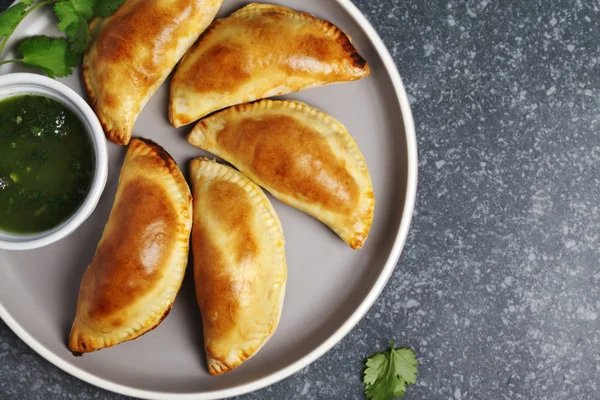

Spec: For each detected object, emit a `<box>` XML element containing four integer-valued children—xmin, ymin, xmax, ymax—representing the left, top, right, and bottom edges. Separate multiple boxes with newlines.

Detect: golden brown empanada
<box><xmin>190</xmin><ymin>159</ymin><xmax>287</xmax><ymax>375</ymax></box>
<box><xmin>83</xmin><ymin>0</ymin><xmax>224</xmax><ymax>145</ymax></box>
<box><xmin>69</xmin><ymin>138</ymin><xmax>192</xmax><ymax>354</ymax></box>
<box><xmin>170</xmin><ymin>3</ymin><xmax>370</xmax><ymax>127</ymax></box>
<box><xmin>188</xmin><ymin>100</ymin><xmax>374</xmax><ymax>249</ymax></box>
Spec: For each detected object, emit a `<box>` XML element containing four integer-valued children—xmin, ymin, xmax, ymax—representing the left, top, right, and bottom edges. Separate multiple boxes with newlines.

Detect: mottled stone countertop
<box><xmin>2</xmin><ymin>0</ymin><xmax>599</xmax><ymax>399</ymax></box>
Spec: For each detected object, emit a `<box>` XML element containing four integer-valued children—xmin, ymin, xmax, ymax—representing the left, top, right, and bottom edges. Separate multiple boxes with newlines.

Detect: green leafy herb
<box><xmin>0</xmin><ymin>0</ymin><xmax>125</xmax><ymax>78</ymax></box>
<box><xmin>54</xmin><ymin>1</ymin><xmax>89</xmax><ymax>53</ymax></box>
<box><xmin>14</xmin><ymin>36</ymin><xmax>79</xmax><ymax>78</ymax></box>
<box><xmin>0</xmin><ymin>3</ymin><xmax>28</xmax><ymax>42</ymax></box>
<box><xmin>67</xmin><ymin>0</ymin><xmax>95</xmax><ymax>21</ymax></box>
<box><xmin>363</xmin><ymin>342</ymin><xmax>418</xmax><ymax>400</ymax></box>
<box><xmin>94</xmin><ymin>0</ymin><xmax>125</xmax><ymax>18</ymax></box>
<box><xmin>54</xmin><ymin>2</ymin><xmax>80</xmax><ymax>34</ymax></box>
<box><xmin>0</xmin><ymin>1</ymin><xmax>42</xmax><ymax>54</ymax></box>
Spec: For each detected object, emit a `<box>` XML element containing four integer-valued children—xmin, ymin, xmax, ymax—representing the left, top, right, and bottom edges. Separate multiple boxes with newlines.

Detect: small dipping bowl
<box><xmin>0</xmin><ymin>73</ymin><xmax>108</xmax><ymax>251</ymax></box>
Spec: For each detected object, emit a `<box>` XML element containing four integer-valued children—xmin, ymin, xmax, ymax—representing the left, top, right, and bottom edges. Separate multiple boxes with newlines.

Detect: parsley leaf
<box><xmin>94</xmin><ymin>0</ymin><xmax>126</xmax><ymax>18</ymax></box>
<box><xmin>0</xmin><ymin>2</ymin><xmax>28</xmax><ymax>41</ymax></box>
<box><xmin>53</xmin><ymin>1</ymin><xmax>89</xmax><ymax>53</ymax></box>
<box><xmin>17</xmin><ymin>36</ymin><xmax>79</xmax><ymax>78</ymax></box>
<box><xmin>363</xmin><ymin>342</ymin><xmax>418</xmax><ymax>400</ymax></box>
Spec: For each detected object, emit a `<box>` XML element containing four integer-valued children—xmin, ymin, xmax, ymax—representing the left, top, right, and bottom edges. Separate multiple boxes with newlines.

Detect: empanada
<box><xmin>190</xmin><ymin>159</ymin><xmax>287</xmax><ymax>375</ymax></box>
<box><xmin>170</xmin><ymin>3</ymin><xmax>370</xmax><ymax>127</ymax></box>
<box><xmin>69</xmin><ymin>138</ymin><xmax>193</xmax><ymax>354</ymax></box>
<box><xmin>188</xmin><ymin>100</ymin><xmax>374</xmax><ymax>249</ymax></box>
<box><xmin>83</xmin><ymin>0</ymin><xmax>223</xmax><ymax>145</ymax></box>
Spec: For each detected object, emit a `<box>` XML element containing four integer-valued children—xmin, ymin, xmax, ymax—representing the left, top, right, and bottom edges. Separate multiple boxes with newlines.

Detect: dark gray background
<box><xmin>2</xmin><ymin>0</ymin><xmax>600</xmax><ymax>399</ymax></box>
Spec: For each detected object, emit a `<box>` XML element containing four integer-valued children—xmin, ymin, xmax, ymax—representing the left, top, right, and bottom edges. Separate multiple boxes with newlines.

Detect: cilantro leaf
<box><xmin>94</xmin><ymin>0</ymin><xmax>126</xmax><ymax>18</ymax></box>
<box><xmin>364</xmin><ymin>353</ymin><xmax>390</xmax><ymax>386</ymax></box>
<box><xmin>392</xmin><ymin>348</ymin><xmax>418</xmax><ymax>385</ymax></box>
<box><xmin>68</xmin><ymin>0</ymin><xmax>95</xmax><ymax>21</ymax></box>
<box><xmin>54</xmin><ymin>2</ymin><xmax>79</xmax><ymax>36</ymax></box>
<box><xmin>70</xmin><ymin>13</ymin><xmax>90</xmax><ymax>53</ymax></box>
<box><xmin>0</xmin><ymin>2</ymin><xmax>28</xmax><ymax>41</ymax></box>
<box><xmin>17</xmin><ymin>36</ymin><xmax>79</xmax><ymax>78</ymax></box>
<box><xmin>54</xmin><ymin>1</ymin><xmax>90</xmax><ymax>53</ymax></box>
<box><xmin>363</xmin><ymin>342</ymin><xmax>418</xmax><ymax>400</ymax></box>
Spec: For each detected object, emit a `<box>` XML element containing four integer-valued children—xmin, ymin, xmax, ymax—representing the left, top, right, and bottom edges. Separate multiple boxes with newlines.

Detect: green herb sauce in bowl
<box><xmin>0</xmin><ymin>95</ymin><xmax>95</xmax><ymax>234</ymax></box>
<box><xmin>0</xmin><ymin>73</ymin><xmax>107</xmax><ymax>251</ymax></box>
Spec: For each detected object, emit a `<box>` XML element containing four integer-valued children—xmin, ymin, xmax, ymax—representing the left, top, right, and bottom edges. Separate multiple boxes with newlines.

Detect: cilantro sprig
<box><xmin>0</xmin><ymin>0</ymin><xmax>125</xmax><ymax>77</ymax></box>
<box><xmin>54</xmin><ymin>1</ymin><xmax>91</xmax><ymax>53</ymax></box>
<box><xmin>363</xmin><ymin>342</ymin><xmax>418</xmax><ymax>400</ymax></box>
<box><xmin>13</xmin><ymin>36</ymin><xmax>79</xmax><ymax>78</ymax></box>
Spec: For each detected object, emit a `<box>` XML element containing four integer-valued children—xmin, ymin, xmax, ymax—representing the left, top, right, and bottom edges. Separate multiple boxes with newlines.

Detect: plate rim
<box><xmin>0</xmin><ymin>1</ymin><xmax>418</xmax><ymax>399</ymax></box>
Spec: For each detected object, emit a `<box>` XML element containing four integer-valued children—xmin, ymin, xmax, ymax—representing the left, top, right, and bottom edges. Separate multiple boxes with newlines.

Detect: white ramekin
<box><xmin>0</xmin><ymin>73</ymin><xmax>108</xmax><ymax>251</ymax></box>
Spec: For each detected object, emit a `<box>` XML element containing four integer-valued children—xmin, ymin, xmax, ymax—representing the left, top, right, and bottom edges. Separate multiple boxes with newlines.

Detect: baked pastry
<box><xmin>190</xmin><ymin>159</ymin><xmax>287</xmax><ymax>375</ymax></box>
<box><xmin>188</xmin><ymin>100</ymin><xmax>374</xmax><ymax>249</ymax></box>
<box><xmin>84</xmin><ymin>0</ymin><xmax>223</xmax><ymax>145</ymax></box>
<box><xmin>69</xmin><ymin>138</ymin><xmax>193</xmax><ymax>354</ymax></box>
<box><xmin>170</xmin><ymin>3</ymin><xmax>370</xmax><ymax>127</ymax></box>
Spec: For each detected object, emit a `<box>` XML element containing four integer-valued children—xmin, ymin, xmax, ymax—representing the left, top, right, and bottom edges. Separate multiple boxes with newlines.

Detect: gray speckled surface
<box><xmin>2</xmin><ymin>0</ymin><xmax>600</xmax><ymax>399</ymax></box>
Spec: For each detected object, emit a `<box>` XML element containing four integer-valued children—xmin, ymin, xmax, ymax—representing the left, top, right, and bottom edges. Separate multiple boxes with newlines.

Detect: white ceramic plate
<box><xmin>0</xmin><ymin>1</ymin><xmax>417</xmax><ymax>399</ymax></box>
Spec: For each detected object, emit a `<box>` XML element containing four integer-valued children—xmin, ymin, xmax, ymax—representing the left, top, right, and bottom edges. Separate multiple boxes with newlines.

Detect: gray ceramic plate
<box><xmin>0</xmin><ymin>1</ymin><xmax>417</xmax><ymax>399</ymax></box>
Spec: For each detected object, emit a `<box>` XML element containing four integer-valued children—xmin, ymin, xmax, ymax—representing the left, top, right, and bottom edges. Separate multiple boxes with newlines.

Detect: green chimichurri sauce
<box><xmin>0</xmin><ymin>95</ymin><xmax>94</xmax><ymax>234</ymax></box>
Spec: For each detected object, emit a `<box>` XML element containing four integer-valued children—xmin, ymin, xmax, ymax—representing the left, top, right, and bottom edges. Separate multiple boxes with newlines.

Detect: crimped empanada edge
<box><xmin>82</xmin><ymin>18</ymin><xmax>132</xmax><ymax>146</ymax></box>
<box><xmin>69</xmin><ymin>139</ymin><xmax>193</xmax><ymax>355</ymax></box>
<box><xmin>68</xmin><ymin>304</ymin><xmax>174</xmax><ymax>355</ymax></box>
<box><xmin>189</xmin><ymin>100</ymin><xmax>375</xmax><ymax>248</ymax></box>
<box><xmin>190</xmin><ymin>159</ymin><xmax>287</xmax><ymax>375</ymax></box>
<box><xmin>171</xmin><ymin>2</ymin><xmax>370</xmax><ymax>127</ymax></box>
<box><xmin>232</xmin><ymin>3</ymin><xmax>370</xmax><ymax>75</ymax></box>
<box><xmin>190</xmin><ymin>158</ymin><xmax>285</xmax><ymax>264</ymax></box>
<box><xmin>129</xmin><ymin>138</ymin><xmax>193</xmax><ymax>202</ymax></box>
